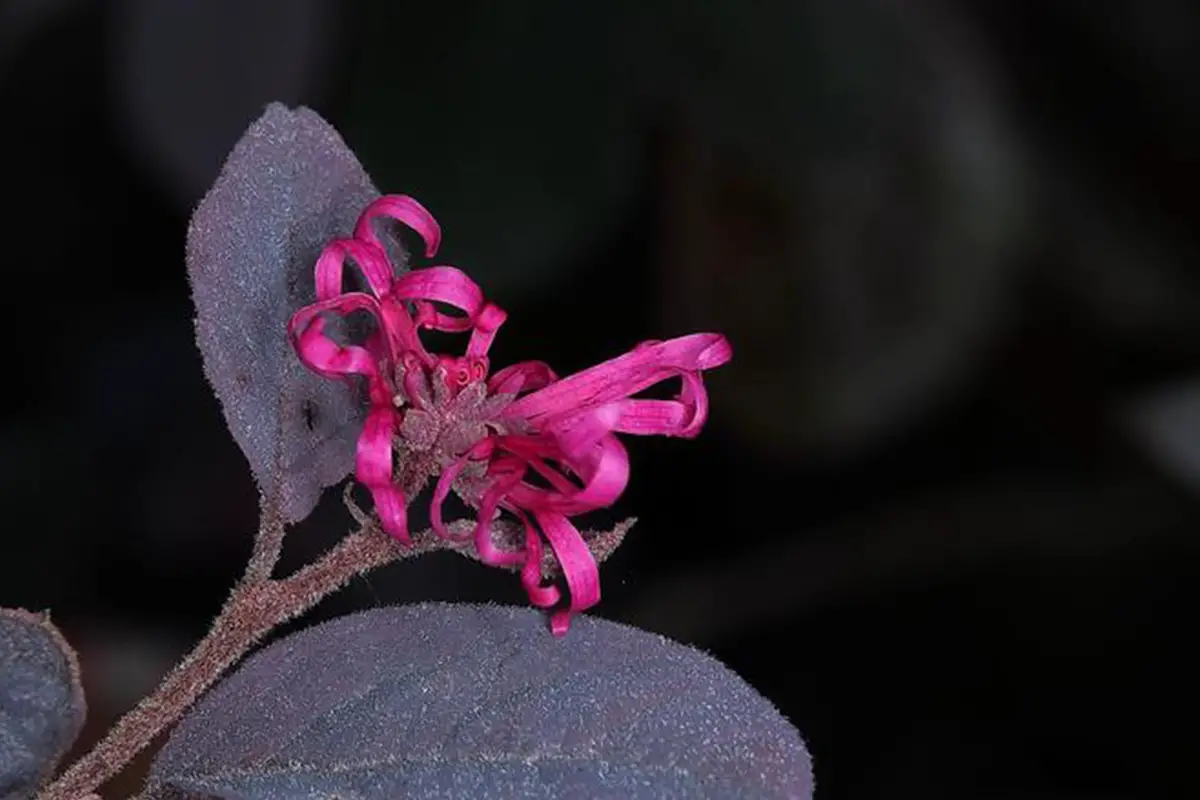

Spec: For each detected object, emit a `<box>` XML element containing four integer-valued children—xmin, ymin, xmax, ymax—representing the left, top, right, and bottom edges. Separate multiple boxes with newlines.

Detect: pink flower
<box><xmin>288</xmin><ymin>195</ymin><xmax>732</xmax><ymax>634</ymax></box>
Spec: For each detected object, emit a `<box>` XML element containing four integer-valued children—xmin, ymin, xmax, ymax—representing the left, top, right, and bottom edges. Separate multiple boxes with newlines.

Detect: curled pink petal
<box><xmin>429</xmin><ymin>440</ymin><xmax>494</xmax><ymax>541</ymax></box>
<box><xmin>392</xmin><ymin>266</ymin><xmax>485</xmax><ymax>318</ymax></box>
<box><xmin>506</xmin><ymin>435</ymin><xmax>630</xmax><ymax>515</ymax></box>
<box><xmin>563</xmin><ymin>453</ymin><xmax>629</xmax><ymax>514</ymax></box>
<box><xmin>356</xmin><ymin>407</ymin><xmax>408</xmax><ymax>542</ymax></box>
<box><xmin>674</xmin><ymin>371</ymin><xmax>709</xmax><ymax>438</ymax></box>
<box><xmin>288</xmin><ymin>292</ymin><xmax>382</xmax><ymax>353</ymax></box>
<box><xmin>492</xmin><ymin>437</ymin><xmax>578</xmax><ymax>497</ymax></box>
<box><xmin>288</xmin><ymin>294</ymin><xmax>392</xmax><ymax>405</ymax></box>
<box><xmin>355</xmin><ymin>194</ymin><xmax>441</xmax><ymax>258</ymax></box>
<box><xmin>290</xmin><ymin>315</ymin><xmax>377</xmax><ymax>381</ymax></box>
<box><xmin>517</xmin><ymin>511</ymin><xmax>561</xmax><ymax>608</ymax></box>
<box><xmin>313</xmin><ymin>237</ymin><xmax>393</xmax><ymax>301</ymax></box>
<box><xmin>565</xmin><ymin>377</ymin><xmax>708</xmax><ymax>439</ymax></box>
<box><xmin>535</xmin><ymin>511</ymin><xmax>601</xmax><ymax>637</ymax></box>
<box><xmin>379</xmin><ymin>296</ymin><xmax>432</xmax><ymax>365</ymax></box>
<box><xmin>412</xmin><ymin>299</ymin><xmax>473</xmax><ymax>333</ymax></box>
<box><xmin>502</xmin><ymin>333</ymin><xmax>732</xmax><ymax>427</ymax></box>
<box><xmin>370</xmin><ymin>482</ymin><xmax>409</xmax><ymax>542</ymax></box>
<box><xmin>428</xmin><ymin>460</ymin><xmax>460</xmax><ymax>541</ymax></box>
<box><xmin>391</xmin><ymin>267</ymin><xmax>508</xmax><ymax>357</ymax></box>
<box><xmin>489</xmin><ymin>361</ymin><xmax>557</xmax><ymax>395</ymax></box>
<box><xmin>606</xmin><ymin>399</ymin><xmax>692</xmax><ymax>435</ymax></box>
<box><xmin>573</xmin><ymin>433</ymin><xmax>630</xmax><ymax>499</ymax></box>
<box><xmin>473</xmin><ymin>475</ymin><xmax>526</xmax><ymax>567</ymax></box>
<box><xmin>399</xmin><ymin>352</ymin><xmax>436</xmax><ymax>407</ymax></box>
<box><xmin>466</xmin><ymin>302</ymin><xmax>507</xmax><ymax>360</ymax></box>
<box><xmin>554</xmin><ymin>404</ymin><xmax>624</xmax><ymax>458</ymax></box>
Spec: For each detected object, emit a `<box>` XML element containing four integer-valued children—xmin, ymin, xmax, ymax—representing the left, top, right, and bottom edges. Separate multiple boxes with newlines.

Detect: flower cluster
<box><xmin>288</xmin><ymin>195</ymin><xmax>732</xmax><ymax>634</ymax></box>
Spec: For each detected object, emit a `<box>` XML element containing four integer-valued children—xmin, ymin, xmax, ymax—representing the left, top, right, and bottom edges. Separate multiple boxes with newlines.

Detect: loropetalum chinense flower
<box><xmin>288</xmin><ymin>195</ymin><xmax>732</xmax><ymax>634</ymax></box>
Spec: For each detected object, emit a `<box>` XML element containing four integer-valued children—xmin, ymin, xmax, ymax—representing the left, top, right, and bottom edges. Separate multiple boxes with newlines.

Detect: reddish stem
<box><xmin>37</xmin><ymin>523</ymin><xmax>420</xmax><ymax>800</ymax></box>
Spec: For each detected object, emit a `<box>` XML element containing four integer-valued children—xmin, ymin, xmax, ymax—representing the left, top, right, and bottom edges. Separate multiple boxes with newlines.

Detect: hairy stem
<box><xmin>243</xmin><ymin>496</ymin><xmax>286</xmax><ymax>583</ymax></box>
<box><xmin>37</xmin><ymin>520</ymin><xmax>430</xmax><ymax>800</ymax></box>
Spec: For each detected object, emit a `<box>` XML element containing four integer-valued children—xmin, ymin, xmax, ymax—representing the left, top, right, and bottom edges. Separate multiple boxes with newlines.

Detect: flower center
<box><xmin>387</xmin><ymin>354</ymin><xmax>515</xmax><ymax>502</ymax></box>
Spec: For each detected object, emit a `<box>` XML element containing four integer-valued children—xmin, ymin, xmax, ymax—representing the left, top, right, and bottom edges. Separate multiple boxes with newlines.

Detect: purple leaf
<box><xmin>187</xmin><ymin>102</ymin><xmax>400</xmax><ymax>524</ymax></box>
<box><xmin>145</xmin><ymin>604</ymin><xmax>812</xmax><ymax>799</ymax></box>
<box><xmin>0</xmin><ymin>608</ymin><xmax>86</xmax><ymax>800</ymax></box>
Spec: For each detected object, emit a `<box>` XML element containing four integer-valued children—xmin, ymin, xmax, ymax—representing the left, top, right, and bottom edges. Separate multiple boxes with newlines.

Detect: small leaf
<box><xmin>187</xmin><ymin>102</ymin><xmax>401</xmax><ymax>525</ymax></box>
<box><xmin>146</xmin><ymin>604</ymin><xmax>812</xmax><ymax>799</ymax></box>
<box><xmin>0</xmin><ymin>608</ymin><xmax>86</xmax><ymax>800</ymax></box>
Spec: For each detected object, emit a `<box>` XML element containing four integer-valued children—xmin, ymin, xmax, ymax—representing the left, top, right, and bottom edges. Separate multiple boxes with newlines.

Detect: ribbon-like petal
<box><xmin>535</xmin><ymin>511</ymin><xmax>601</xmax><ymax>636</ymax></box>
<box><xmin>502</xmin><ymin>333</ymin><xmax>732</xmax><ymax>431</ymax></box>
<box><xmin>354</xmin><ymin>194</ymin><xmax>442</xmax><ymax>258</ymax></box>
<box><xmin>488</xmin><ymin>360</ymin><xmax>557</xmax><ymax>396</ymax></box>
<box><xmin>356</xmin><ymin>406</ymin><xmax>409</xmax><ymax>542</ymax></box>
<box><xmin>393</xmin><ymin>266</ymin><xmax>507</xmax><ymax>357</ymax></box>
<box><xmin>288</xmin><ymin>293</ymin><xmax>392</xmax><ymax>406</ymax></box>
<box><xmin>314</xmin><ymin>237</ymin><xmax>394</xmax><ymax>302</ymax></box>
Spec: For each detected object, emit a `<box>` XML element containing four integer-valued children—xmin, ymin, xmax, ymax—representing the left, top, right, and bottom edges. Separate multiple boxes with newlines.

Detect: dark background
<box><xmin>2</xmin><ymin>1</ymin><xmax>1198</xmax><ymax>797</ymax></box>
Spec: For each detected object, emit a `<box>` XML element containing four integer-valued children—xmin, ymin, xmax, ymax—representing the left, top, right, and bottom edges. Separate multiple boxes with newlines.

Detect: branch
<box><xmin>38</xmin><ymin>501</ymin><xmax>635</xmax><ymax>799</ymax></box>
<box><xmin>38</xmin><ymin>519</ymin><xmax>435</xmax><ymax>800</ymax></box>
<box><xmin>243</xmin><ymin>493</ymin><xmax>286</xmax><ymax>583</ymax></box>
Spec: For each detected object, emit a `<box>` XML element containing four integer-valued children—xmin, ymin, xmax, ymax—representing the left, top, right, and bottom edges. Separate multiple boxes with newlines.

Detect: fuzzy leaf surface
<box><xmin>146</xmin><ymin>603</ymin><xmax>812</xmax><ymax>799</ymax></box>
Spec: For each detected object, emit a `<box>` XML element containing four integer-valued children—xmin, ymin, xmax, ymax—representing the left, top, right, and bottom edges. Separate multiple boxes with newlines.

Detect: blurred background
<box><xmin>2</xmin><ymin>1</ymin><xmax>1198</xmax><ymax>797</ymax></box>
